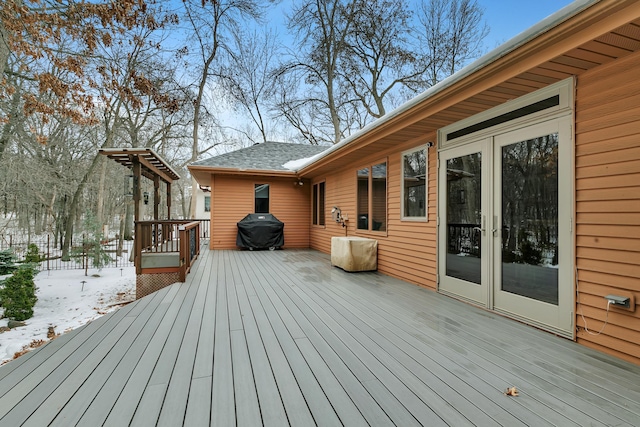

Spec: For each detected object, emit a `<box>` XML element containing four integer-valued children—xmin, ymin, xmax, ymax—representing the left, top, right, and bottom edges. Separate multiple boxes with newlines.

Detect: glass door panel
<box><xmin>500</xmin><ymin>134</ymin><xmax>559</xmax><ymax>305</ymax></box>
<box><xmin>493</xmin><ymin>118</ymin><xmax>572</xmax><ymax>336</ymax></box>
<box><xmin>446</xmin><ymin>153</ymin><xmax>482</xmax><ymax>284</ymax></box>
<box><xmin>438</xmin><ymin>141</ymin><xmax>489</xmax><ymax>306</ymax></box>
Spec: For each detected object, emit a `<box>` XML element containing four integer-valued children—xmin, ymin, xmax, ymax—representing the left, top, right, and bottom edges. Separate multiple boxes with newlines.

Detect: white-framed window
<box><xmin>204</xmin><ymin>195</ymin><xmax>211</xmax><ymax>212</ymax></box>
<box><xmin>312</xmin><ymin>181</ymin><xmax>325</xmax><ymax>226</ymax></box>
<box><xmin>401</xmin><ymin>146</ymin><xmax>428</xmax><ymax>220</ymax></box>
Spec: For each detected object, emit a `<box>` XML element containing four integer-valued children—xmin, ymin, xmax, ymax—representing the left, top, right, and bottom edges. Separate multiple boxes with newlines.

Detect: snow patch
<box><xmin>282</xmin><ymin>150</ymin><xmax>327</xmax><ymax>171</ymax></box>
<box><xmin>0</xmin><ymin>267</ymin><xmax>135</xmax><ymax>364</ymax></box>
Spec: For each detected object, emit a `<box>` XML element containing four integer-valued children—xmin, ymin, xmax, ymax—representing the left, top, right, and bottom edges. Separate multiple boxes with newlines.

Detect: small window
<box><xmin>312</xmin><ymin>181</ymin><xmax>325</xmax><ymax>226</ymax></box>
<box><xmin>204</xmin><ymin>195</ymin><xmax>211</xmax><ymax>212</ymax></box>
<box><xmin>357</xmin><ymin>161</ymin><xmax>387</xmax><ymax>232</ymax></box>
<box><xmin>255</xmin><ymin>184</ymin><xmax>269</xmax><ymax>213</ymax></box>
<box><xmin>357</xmin><ymin>168</ymin><xmax>369</xmax><ymax>230</ymax></box>
<box><xmin>402</xmin><ymin>147</ymin><xmax>428</xmax><ymax>220</ymax></box>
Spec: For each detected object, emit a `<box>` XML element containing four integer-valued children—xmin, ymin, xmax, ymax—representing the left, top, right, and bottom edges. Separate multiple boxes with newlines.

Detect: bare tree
<box><xmin>279</xmin><ymin>0</ymin><xmax>359</xmax><ymax>144</ymax></box>
<box><xmin>417</xmin><ymin>0</ymin><xmax>489</xmax><ymax>85</ymax></box>
<box><xmin>182</xmin><ymin>0</ymin><xmax>265</xmax><ymax>217</ymax></box>
<box><xmin>217</xmin><ymin>29</ymin><xmax>280</xmax><ymax>144</ymax></box>
<box><xmin>341</xmin><ymin>0</ymin><xmax>429</xmax><ymax>119</ymax></box>
<box><xmin>52</xmin><ymin>9</ymin><xmax>184</xmax><ymax>259</ymax></box>
<box><xmin>273</xmin><ymin>70</ymin><xmax>328</xmax><ymax>145</ymax></box>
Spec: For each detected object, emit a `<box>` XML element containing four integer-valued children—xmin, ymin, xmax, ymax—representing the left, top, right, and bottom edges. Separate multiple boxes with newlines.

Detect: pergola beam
<box><xmin>99</xmin><ymin>148</ymin><xmax>180</xmax><ymax>184</ymax></box>
<box><xmin>100</xmin><ymin>147</ymin><xmax>180</xmax><ymax>222</ymax></box>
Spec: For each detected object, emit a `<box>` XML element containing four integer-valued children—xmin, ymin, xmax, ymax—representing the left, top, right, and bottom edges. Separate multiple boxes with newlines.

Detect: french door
<box><xmin>438</xmin><ymin>117</ymin><xmax>573</xmax><ymax>336</ymax></box>
<box><xmin>438</xmin><ymin>140</ymin><xmax>490</xmax><ymax>306</ymax></box>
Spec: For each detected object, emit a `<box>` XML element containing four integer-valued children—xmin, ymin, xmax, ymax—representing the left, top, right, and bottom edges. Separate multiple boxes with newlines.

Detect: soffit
<box><xmin>300</xmin><ymin>4</ymin><xmax>640</xmax><ymax>178</ymax></box>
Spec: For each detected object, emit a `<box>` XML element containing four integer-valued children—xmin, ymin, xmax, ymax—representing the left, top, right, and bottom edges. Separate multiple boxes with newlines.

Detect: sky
<box><xmin>263</xmin><ymin>0</ymin><xmax>577</xmax><ymax>50</ymax></box>
<box><xmin>479</xmin><ymin>0</ymin><xmax>576</xmax><ymax>47</ymax></box>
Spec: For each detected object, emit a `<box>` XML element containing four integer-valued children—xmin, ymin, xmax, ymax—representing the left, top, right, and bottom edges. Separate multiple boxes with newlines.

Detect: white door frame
<box><xmin>437</xmin><ymin>79</ymin><xmax>575</xmax><ymax>338</ymax></box>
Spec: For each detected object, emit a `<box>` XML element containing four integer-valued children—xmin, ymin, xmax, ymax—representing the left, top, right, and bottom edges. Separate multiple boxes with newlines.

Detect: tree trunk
<box><xmin>96</xmin><ymin>159</ymin><xmax>108</xmax><ymax>226</ymax></box>
<box><xmin>123</xmin><ymin>200</ymin><xmax>134</xmax><ymax>240</ymax></box>
<box><xmin>34</xmin><ymin>206</ymin><xmax>42</xmax><ymax>234</ymax></box>
<box><xmin>0</xmin><ymin>20</ymin><xmax>9</xmax><ymax>104</ymax></box>
<box><xmin>117</xmin><ymin>214</ymin><xmax>125</xmax><ymax>257</ymax></box>
<box><xmin>61</xmin><ymin>154</ymin><xmax>104</xmax><ymax>260</ymax></box>
<box><xmin>189</xmin><ymin>32</ymin><xmax>218</xmax><ymax>218</ymax></box>
<box><xmin>0</xmin><ymin>80</ymin><xmax>23</xmax><ymax>162</ymax></box>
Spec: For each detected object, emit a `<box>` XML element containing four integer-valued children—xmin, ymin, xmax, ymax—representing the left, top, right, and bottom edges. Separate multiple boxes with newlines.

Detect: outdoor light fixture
<box><xmin>426</xmin><ymin>141</ymin><xmax>434</xmax><ymax>148</ymax></box>
<box><xmin>331</xmin><ymin>206</ymin><xmax>341</xmax><ymax>222</ymax></box>
<box><xmin>124</xmin><ymin>174</ymin><xmax>134</xmax><ymax>197</ymax></box>
<box><xmin>331</xmin><ymin>206</ymin><xmax>347</xmax><ymax>227</ymax></box>
<box><xmin>143</xmin><ymin>191</ymin><xmax>149</xmax><ymax>205</ymax></box>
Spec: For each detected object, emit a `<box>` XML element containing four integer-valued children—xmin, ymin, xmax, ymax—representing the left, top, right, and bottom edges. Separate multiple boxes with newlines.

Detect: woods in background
<box><xmin>0</xmin><ymin>0</ymin><xmax>488</xmax><ymax>248</ymax></box>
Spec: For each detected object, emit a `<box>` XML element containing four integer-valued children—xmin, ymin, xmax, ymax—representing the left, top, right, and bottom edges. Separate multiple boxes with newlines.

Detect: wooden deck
<box><xmin>1</xmin><ymin>248</ymin><xmax>639</xmax><ymax>426</ymax></box>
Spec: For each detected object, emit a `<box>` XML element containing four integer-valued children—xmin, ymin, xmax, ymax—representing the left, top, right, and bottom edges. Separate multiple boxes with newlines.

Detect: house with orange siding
<box><xmin>189</xmin><ymin>0</ymin><xmax>640</xmax><ymax>365</ymax></box>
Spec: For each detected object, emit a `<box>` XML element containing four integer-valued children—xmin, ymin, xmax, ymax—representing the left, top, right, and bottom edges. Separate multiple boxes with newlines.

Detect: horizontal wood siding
<box><xmin>310</xmin><ymin>168</ymin><xmax>355</xmax><ymax>254</ymax></box>
<box><xmin>211</xmin><ymin>175</ymin><xmax>311</xmax><ymax>250</ymax></box>
<box><xmin>575</xmin><ymin>50</ymin><xmax>640</xmax><ymax>365</ymax></box>
<box><xmin>310</xmin><ymin>135</ymin><xmax>437</xmax><ymax>289</ymax></box>
<box><xmin>271</xmin><ymin>178</ymin><xmax>313</xmax><ymax>248</ymax></box>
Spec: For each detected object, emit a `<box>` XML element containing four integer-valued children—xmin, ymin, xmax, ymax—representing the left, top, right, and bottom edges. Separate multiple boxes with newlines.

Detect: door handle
<box><xmin>473</xmin><ymin>216</ymin><xmax>486</xmax><ymax>236</ymax></box>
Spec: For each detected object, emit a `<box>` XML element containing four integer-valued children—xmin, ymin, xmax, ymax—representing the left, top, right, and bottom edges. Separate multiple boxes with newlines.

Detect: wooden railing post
<box><xmin>134</xmin><ymin>222</ymin><xmax>141</xmax><ymax>274</ymax></box>
<box><xmin>178</xmin><ymin>224</ymin><xmax>187</xmax><ymax>282</ymax></box>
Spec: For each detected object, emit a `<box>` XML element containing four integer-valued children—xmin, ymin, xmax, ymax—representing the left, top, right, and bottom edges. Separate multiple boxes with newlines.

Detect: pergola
<box><xmin>99</xmin><ymin>148</ymin><xmax>180</xmax><ymax>221</ymax></box>
<box><xmin>100</xmin><ymin>148</ymin><xmax>201</xmax><ymax>297</ymax></box>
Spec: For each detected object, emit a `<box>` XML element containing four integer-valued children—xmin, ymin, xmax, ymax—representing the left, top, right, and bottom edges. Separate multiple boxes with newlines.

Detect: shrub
<box><xmin>0</xmin><ymin>249</ymin><xmax>17</xmax><ymax>275</ymax></box>
<box><xmin>72</xmin><ymin>211</ymin><xmax>112</xmax><ymax>272</ymax></box>
<box><xmin>0</xmin><ymin>266</ymin><xmax>38</xmax><ymax>321</ymax></box>
<box><xmin>24</xmin><ymin>244</ymin><xmax>43</xmax><ymax>264</ymax></box>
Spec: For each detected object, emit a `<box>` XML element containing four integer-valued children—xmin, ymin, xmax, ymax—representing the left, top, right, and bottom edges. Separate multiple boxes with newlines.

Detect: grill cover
<box><xmin>236</xmin><ymin>214</ymin><xmax>284</xmax><ymax>249</ymax></box>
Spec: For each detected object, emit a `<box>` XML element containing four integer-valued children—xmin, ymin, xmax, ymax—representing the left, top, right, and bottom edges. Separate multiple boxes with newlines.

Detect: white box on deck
<box><xmin>330</xmin><ymin>236</ymin><xmax>378</xmax><ymax>272</ymax></box>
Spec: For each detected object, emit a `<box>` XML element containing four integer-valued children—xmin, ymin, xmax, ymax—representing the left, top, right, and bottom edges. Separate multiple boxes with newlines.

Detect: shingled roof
<box><xmin>191</xmin><ymin>141</ymin><xmax>328</xmax><ymax>172</ymax></box>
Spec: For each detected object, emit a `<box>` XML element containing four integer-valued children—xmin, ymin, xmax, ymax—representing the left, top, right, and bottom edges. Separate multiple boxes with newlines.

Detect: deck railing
<box><xmin>447</xmin><ymin>223</ymin><xmax>481</xmax><ymax>257</ymax></box>
<box><xmin>134</xmin><ymin>220</ymin><xmax>202</xmax><ymax>282</ymax></box>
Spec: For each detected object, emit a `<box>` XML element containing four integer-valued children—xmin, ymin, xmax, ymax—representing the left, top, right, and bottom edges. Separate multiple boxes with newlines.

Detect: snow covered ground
<box><xmin>0</xmin><ymin>267</ymin><xmax>136</xmax><ymax>365</ymax></box>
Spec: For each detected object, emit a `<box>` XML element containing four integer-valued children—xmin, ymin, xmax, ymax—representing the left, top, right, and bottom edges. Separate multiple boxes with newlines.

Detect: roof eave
<box><xmin>188</xmin><ymin>165</ymin><xmax>298</xmax><ymax>184</ymax></box>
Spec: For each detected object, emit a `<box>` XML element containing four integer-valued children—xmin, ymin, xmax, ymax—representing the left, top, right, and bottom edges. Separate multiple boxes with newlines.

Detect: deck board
<box><xmin>286</xmin><ymin>258</ymin><xmax>608</xmax><ymax>424</ymax></box>
<box><xmin>77</xmin><ymin>285</ymin><xmax>182</xmax><ymax>425</ymax></box>
<box><xmin>210</xmin><ymin>254</ymin><xmax>236</xmax><ymax>427</ymax></box>
<box><xmin>103</xmin><ymin>279</ymin><xmax>189</xmax><ymax>425</ymax></box>
<box><xmin>34</xmin><ymin>290</ymin><xmax>167</xmax><ymax>427</ymax></box>
<box><xmin>290</xmin><ymin>254</ymin><xmax>627</xmax><ymax>425</ymax></box>
<box><xmin>157</xmin><ymin>256</ymin><xmax>210</xmax><ymax>427</ymax></box>
<box><xmin>1</xmin><ymin>248</ymin><xmax>640</xmax><ymax>426</ymax></box>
